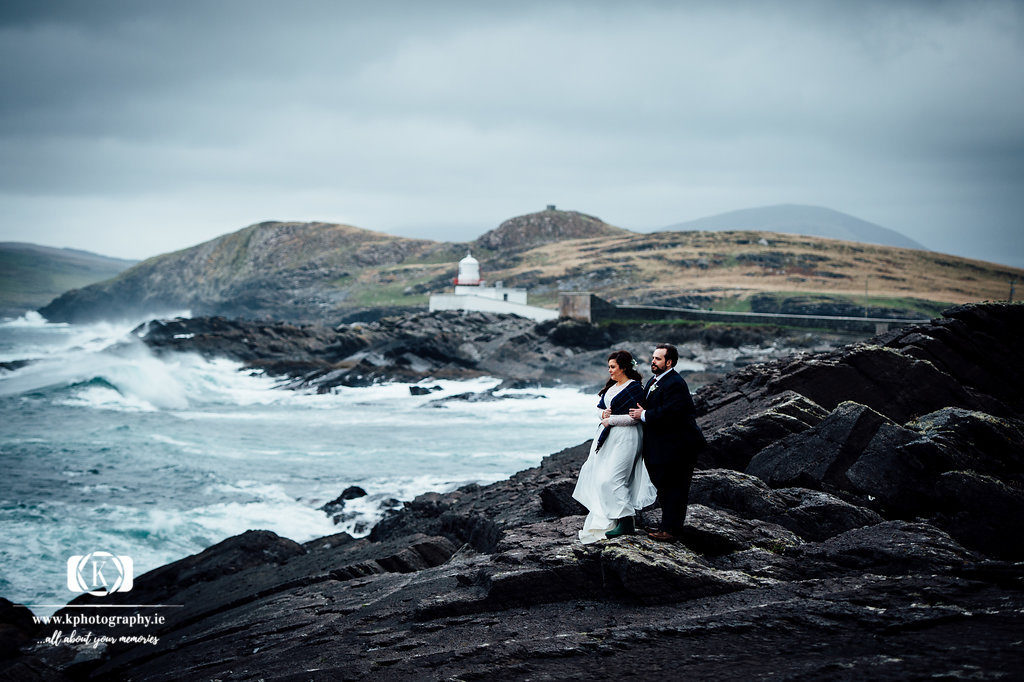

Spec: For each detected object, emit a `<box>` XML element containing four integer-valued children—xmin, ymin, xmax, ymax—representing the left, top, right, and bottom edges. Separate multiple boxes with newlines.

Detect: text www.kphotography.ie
<box><xmin>33</xmin><ymin>613</ymin><xmax>165</xmax><ymax>628</ymax></box>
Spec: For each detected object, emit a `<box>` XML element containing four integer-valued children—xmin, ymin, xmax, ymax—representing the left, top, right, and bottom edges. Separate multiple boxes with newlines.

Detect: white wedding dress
<box><xmin>572</xmin><ymin>380</ymin><xmax>657</xmax><ymax>544</ymax></box>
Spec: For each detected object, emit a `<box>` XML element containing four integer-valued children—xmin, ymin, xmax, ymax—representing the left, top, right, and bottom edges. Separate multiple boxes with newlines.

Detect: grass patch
<box><xmin>712</xmin><ymin>290</ymin><xmax>950</xmax><ymax>319</ymax></box>
<box><xmin>710</xmin><ymin>295</ymin><xmax>752</xmax><ymax>312</ymax></box>
<box><xmin>346</xmin><ymin>280</ymin><xmax>430</xmax><ymax>306</ymax></box>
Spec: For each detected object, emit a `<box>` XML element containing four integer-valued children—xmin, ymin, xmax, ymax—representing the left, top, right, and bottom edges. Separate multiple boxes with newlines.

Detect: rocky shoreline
<box><xmin>132</xmin><ymin>310</ymin><xmax>858</xmax><ymax>392</ymax></box>
<box><xmin>3</xmin><ymin>304</ymin><xmax>1023</xmax><ymax>680</ymax></box>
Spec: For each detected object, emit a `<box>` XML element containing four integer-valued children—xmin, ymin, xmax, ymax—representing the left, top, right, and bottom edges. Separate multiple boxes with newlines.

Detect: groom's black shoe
<box><xmin>605</xmin><ymin>516</ymin><xmax>635</xmax><ymax>538</ymax></box>
<box><xmin>647</xmin><ymin>530</ymin><xmax>678</xmax><ymax>542</ymax></box>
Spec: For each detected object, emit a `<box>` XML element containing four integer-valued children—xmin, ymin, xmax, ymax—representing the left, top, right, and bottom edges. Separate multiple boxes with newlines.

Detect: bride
<box><xmin>572</xmin><ymin>350</ymin><xmax>657</xmax><ymax>543</ymax></box>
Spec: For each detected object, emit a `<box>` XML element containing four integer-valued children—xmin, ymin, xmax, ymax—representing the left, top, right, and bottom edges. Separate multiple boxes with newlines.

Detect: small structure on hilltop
<box><xmin>428</xmin><ymin>252</ymin><xmax>558</xmax><ymax>322</ymax></box>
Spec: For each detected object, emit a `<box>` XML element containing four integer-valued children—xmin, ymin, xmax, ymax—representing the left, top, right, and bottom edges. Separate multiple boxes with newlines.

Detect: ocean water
<box><xmin>0</xmin><ymin>313</ymin><xmax>598</xmax><ymax>615</ymax></box>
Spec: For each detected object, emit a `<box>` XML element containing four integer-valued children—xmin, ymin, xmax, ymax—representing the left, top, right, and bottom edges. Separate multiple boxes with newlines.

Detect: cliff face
<box><xmin>5</xmin><ymin>304</ymin><xmax>1023</xmax><ymax>680</ymax></box>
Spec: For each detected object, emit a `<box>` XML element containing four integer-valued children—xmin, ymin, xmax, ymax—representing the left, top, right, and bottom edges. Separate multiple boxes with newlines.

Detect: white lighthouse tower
<box><xmin>454</xmin><ymin>252</ymin><xmax>481</xmax><ymax>286</ymax></box>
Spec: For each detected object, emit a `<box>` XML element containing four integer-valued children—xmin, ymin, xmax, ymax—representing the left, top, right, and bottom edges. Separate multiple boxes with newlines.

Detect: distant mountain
<box><xmin>0</xmin><ymin>242</ymin><xmax>137</xmax><ymax>319</ymax></box>
<box><xmin>661</xmin><ymin>205</ymin><xmax>927</xmax><ymax>251</ymax></box>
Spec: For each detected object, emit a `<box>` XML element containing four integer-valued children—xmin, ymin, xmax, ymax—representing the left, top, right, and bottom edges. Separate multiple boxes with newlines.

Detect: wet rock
<box><xmin>746</xmin><ymin>401</ymin><xmax>894</xmax><ymax>491</ymax></box>
<box><xmin>540</xmin><ymin>319</ymin><xmax>612</xmax><ymax>350</ymax></box>
<box><xmin>678</xmin><ymin>504</ymin><xmax>801</xmax><ymax>556</ymax></box>
<box><xmin>0</xmin><ymin>360</ymin><xmax>31</xmax><ymax>373</ymax></box>
<box><xmin>766</xmin><ymin>345</ymin><xmax>1000</xmax><ymax>424</ymax></box>
<box><xmin>598</xmin><ymin>539</ymin><xmax>765</xmax><ymax>602</ymax></box>
<box><xmin>689</xmin><ymin>469</ymin><xmax>788</xmax><ymax>521</ymax></box>
<box><xmin>796</xmin><ymin>521</ymin><xmax>979</xmax><ymax>574</ymax></box>
<box><xmin>689</xmin><ymin>470</ymin><xmax>882</xmax><ymax>542</ymax></box>
<box><xmin>908</xmin><ymin>408</ymin><xmax>1024</xmax><ymax>480</ymax></box>
<box><xmin>426</xmin><ymin>389</ymin><xmax>543</xmax><ymax>406</ymax></box>
<box><xmin>698</xmin><ymin>391</ymin><xmax>829</xmax><ymax>470</ymax></box>
<box><xmin>320</xmin><ymin>485</ymin><xmax>368</xmax><ymax>515</ymax></box>
<box><xmin>843</xmin><ymin>422</ymin><xmax>937</xmax><ymax>514</ymax></box>
<box><xmin>770</xmin><ymin>488</ymin><xmax>883</xmax><ymax>542</ymax></box>
<box><xmin>930</xmin><ymin>471</ymin><xmax>1024</xmax><ymax>560</ymax></box>
<box><xmin>539</xmin><ymin>479</ymin><xmax>587</xmax><ymax>517</ymax></box>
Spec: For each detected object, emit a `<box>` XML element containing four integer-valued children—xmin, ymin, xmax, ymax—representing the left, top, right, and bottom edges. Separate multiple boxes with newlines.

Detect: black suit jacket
<box><xmin>639</xmin><ymin>370</ymin><xmax>706</xmax><ymax>485</ymax></box>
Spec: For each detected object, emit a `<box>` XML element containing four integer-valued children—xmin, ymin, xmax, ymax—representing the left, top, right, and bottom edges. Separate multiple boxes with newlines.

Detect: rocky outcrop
<box><xmin>6</xmin><ymin>303</ymin><xmax>1024</xmax><ymax>680</ymax></box>
<box><xmin>474</xmin><ymin>208</ymin><xmax>627</xmax><ymax>252</ymax></box>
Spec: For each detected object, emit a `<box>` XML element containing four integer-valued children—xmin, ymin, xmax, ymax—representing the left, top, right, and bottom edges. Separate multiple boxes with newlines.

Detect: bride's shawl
<box><xmin>594</xmin><ymin>380</ymin><xmax>644</xmax><ymax>451</ymax></box>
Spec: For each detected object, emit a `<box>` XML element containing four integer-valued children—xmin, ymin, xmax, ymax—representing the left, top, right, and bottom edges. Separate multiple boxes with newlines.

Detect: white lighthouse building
<box><xmin>428</xmin><ymin>252</ymin><xmax>558</xmax><ymax>322</ymax></box>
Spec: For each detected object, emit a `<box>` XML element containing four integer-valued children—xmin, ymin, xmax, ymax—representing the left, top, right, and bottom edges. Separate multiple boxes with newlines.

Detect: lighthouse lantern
<box><xmin>455</xmin><ymin>252</ymin><xmax>481</xmax><ymax>285</ymax></box>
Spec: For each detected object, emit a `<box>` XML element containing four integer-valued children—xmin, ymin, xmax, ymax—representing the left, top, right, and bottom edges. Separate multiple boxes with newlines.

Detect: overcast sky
<box><xmin>2</xmin><ymin>1</ymin><xmax>1023</xmax><ymax>267</ymax></box>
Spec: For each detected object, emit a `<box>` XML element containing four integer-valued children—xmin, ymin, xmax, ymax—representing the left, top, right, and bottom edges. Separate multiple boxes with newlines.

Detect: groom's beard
<box><xmin>651</xmin><ymin>364</ymin><xmax>663</xmax><ymax>375</ymax></box>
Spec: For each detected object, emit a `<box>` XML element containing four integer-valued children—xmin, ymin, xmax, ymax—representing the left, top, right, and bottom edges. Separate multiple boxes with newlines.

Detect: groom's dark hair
<box><xmin>656</xmin><ymin>343</ymin><xmax>679</xmax><ymax>368</ymax></box>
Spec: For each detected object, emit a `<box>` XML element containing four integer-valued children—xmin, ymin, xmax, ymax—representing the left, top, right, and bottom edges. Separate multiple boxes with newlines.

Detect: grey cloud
<box><xmin>0</xmin><ymin>1</ymin><xmax>1022</xmax><ymax>268</ymax></box>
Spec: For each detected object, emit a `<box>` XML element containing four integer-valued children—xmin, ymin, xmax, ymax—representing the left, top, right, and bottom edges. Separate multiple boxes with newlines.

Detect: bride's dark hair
<box><xmin>599</xmin><ymin>349</ymin><xmax>644</xmax><ymax>396</ymax></box>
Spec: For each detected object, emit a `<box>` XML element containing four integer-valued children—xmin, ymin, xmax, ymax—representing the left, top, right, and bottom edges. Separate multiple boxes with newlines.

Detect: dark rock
<box><xmin>596</xmin><ymin>537</ymin><xmax>763</xmax><ymax>603</ymax></box>
<box><xmin>677</xmin><ymin>504</ymin><xmax>801</xmax><ymax>556</ymax></box>
<box><xmin>408</xmin><ymin>385</ymin><xmax>442</xmax><ymax>395</ymax></box>
<box><xmin>0</xmin><ymin>598</ymin><xmax>39</xmax><ymax>661</ymax></box>
<box><xmin>63</xmin><ymin>530</ymin><xmax>307</xmax><ymax>611</ymax></box>
<box><xmin>766</xmin><ymin>344</ymin><xmax>1001</xmax><ymax>423</ymax></box>
<box><xmin>746</xmin><ymin>401</ymin><xmax>894</xmax><ymax>491</ymax></box>
<box><xmin>689</xmin><ymin>470</ymin><xmax>883</xmax><ymax>542</ymax></box>
<box><xmin>698</xmin><ymin>391</ymin><xmax>828</xmax><ymax>470</ymax></box>
<box><xmin>843</xmin><ymin>422</ymin><xmax>937</xmax><ymax>514</ymax></box>
<box><xmin>796</xmin><ymin>521</ymin><xmax>979</xmax><ymax>574</ymax></box>
<box><xmin>689</xmin><ymin>468</ymin><xmax>788</xmax><ymax>519</ymax></box>
<box><xmin>539</xmin><ymin>479</ymin><xmax>587</xmax><ymax>517</ymax></box>
<box><xmin>930</xmin><ymin>471</ymin><xmax>1024</xmax><ymax>560</ymax></box>
<box><xmin>770</xmin><ymin>488</ymin><xmax>884</xmax><ymax>542</ymax></box>
<box><xmin>320</xmin><ymin>485</ymin><xmax>368</xmax><ymax>513</ymax></box>
<box><xmin>908</xmin><ymin>408</ymin><xmax>1024</xmax><ymax>480</ymax></box>
<box><xmin>541</xmin><ymin>319</ymin><xmax>612</xmax><ymax>350</ymax></box>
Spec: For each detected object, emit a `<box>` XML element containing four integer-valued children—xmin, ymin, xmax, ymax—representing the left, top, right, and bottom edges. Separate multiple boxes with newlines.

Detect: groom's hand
<box><xmin>628</xmin><ymin>403</ymin><xmax>644</xmax><ymax>419</ymax></box>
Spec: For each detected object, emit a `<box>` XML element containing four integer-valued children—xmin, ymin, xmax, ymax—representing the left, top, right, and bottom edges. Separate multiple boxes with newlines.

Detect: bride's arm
<box><xmin>602</xmin><ymin>414</ymin><xmax>639</xmax><ymax>426</ymax></box>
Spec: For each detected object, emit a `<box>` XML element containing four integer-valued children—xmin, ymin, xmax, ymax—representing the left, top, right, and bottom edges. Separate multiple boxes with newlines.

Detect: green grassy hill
<box><xmin>0</xmin><ymin>243</ymin><xmax>137</xmax><ymax>318</ymax></box>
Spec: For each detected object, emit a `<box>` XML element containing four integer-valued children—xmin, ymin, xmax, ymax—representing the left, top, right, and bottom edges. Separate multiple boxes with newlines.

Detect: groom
<box><xmin>629</xmin><ymin>344</ymin><xmax>706</xmax><ymax>541</ymax></box>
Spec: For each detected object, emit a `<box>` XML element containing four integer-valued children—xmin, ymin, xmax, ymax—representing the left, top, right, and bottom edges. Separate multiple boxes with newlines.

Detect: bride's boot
<box><xmin>605</xmin><ymin>515</ymin><xmax>635</xmax><ymax>538</ymax></box>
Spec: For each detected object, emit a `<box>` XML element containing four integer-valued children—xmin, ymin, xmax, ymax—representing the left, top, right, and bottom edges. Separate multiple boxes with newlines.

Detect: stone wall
<box><xmin>558</xmin><ymin>292</ymin><xmax>927</xmax><ymax>334</ymax></box>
